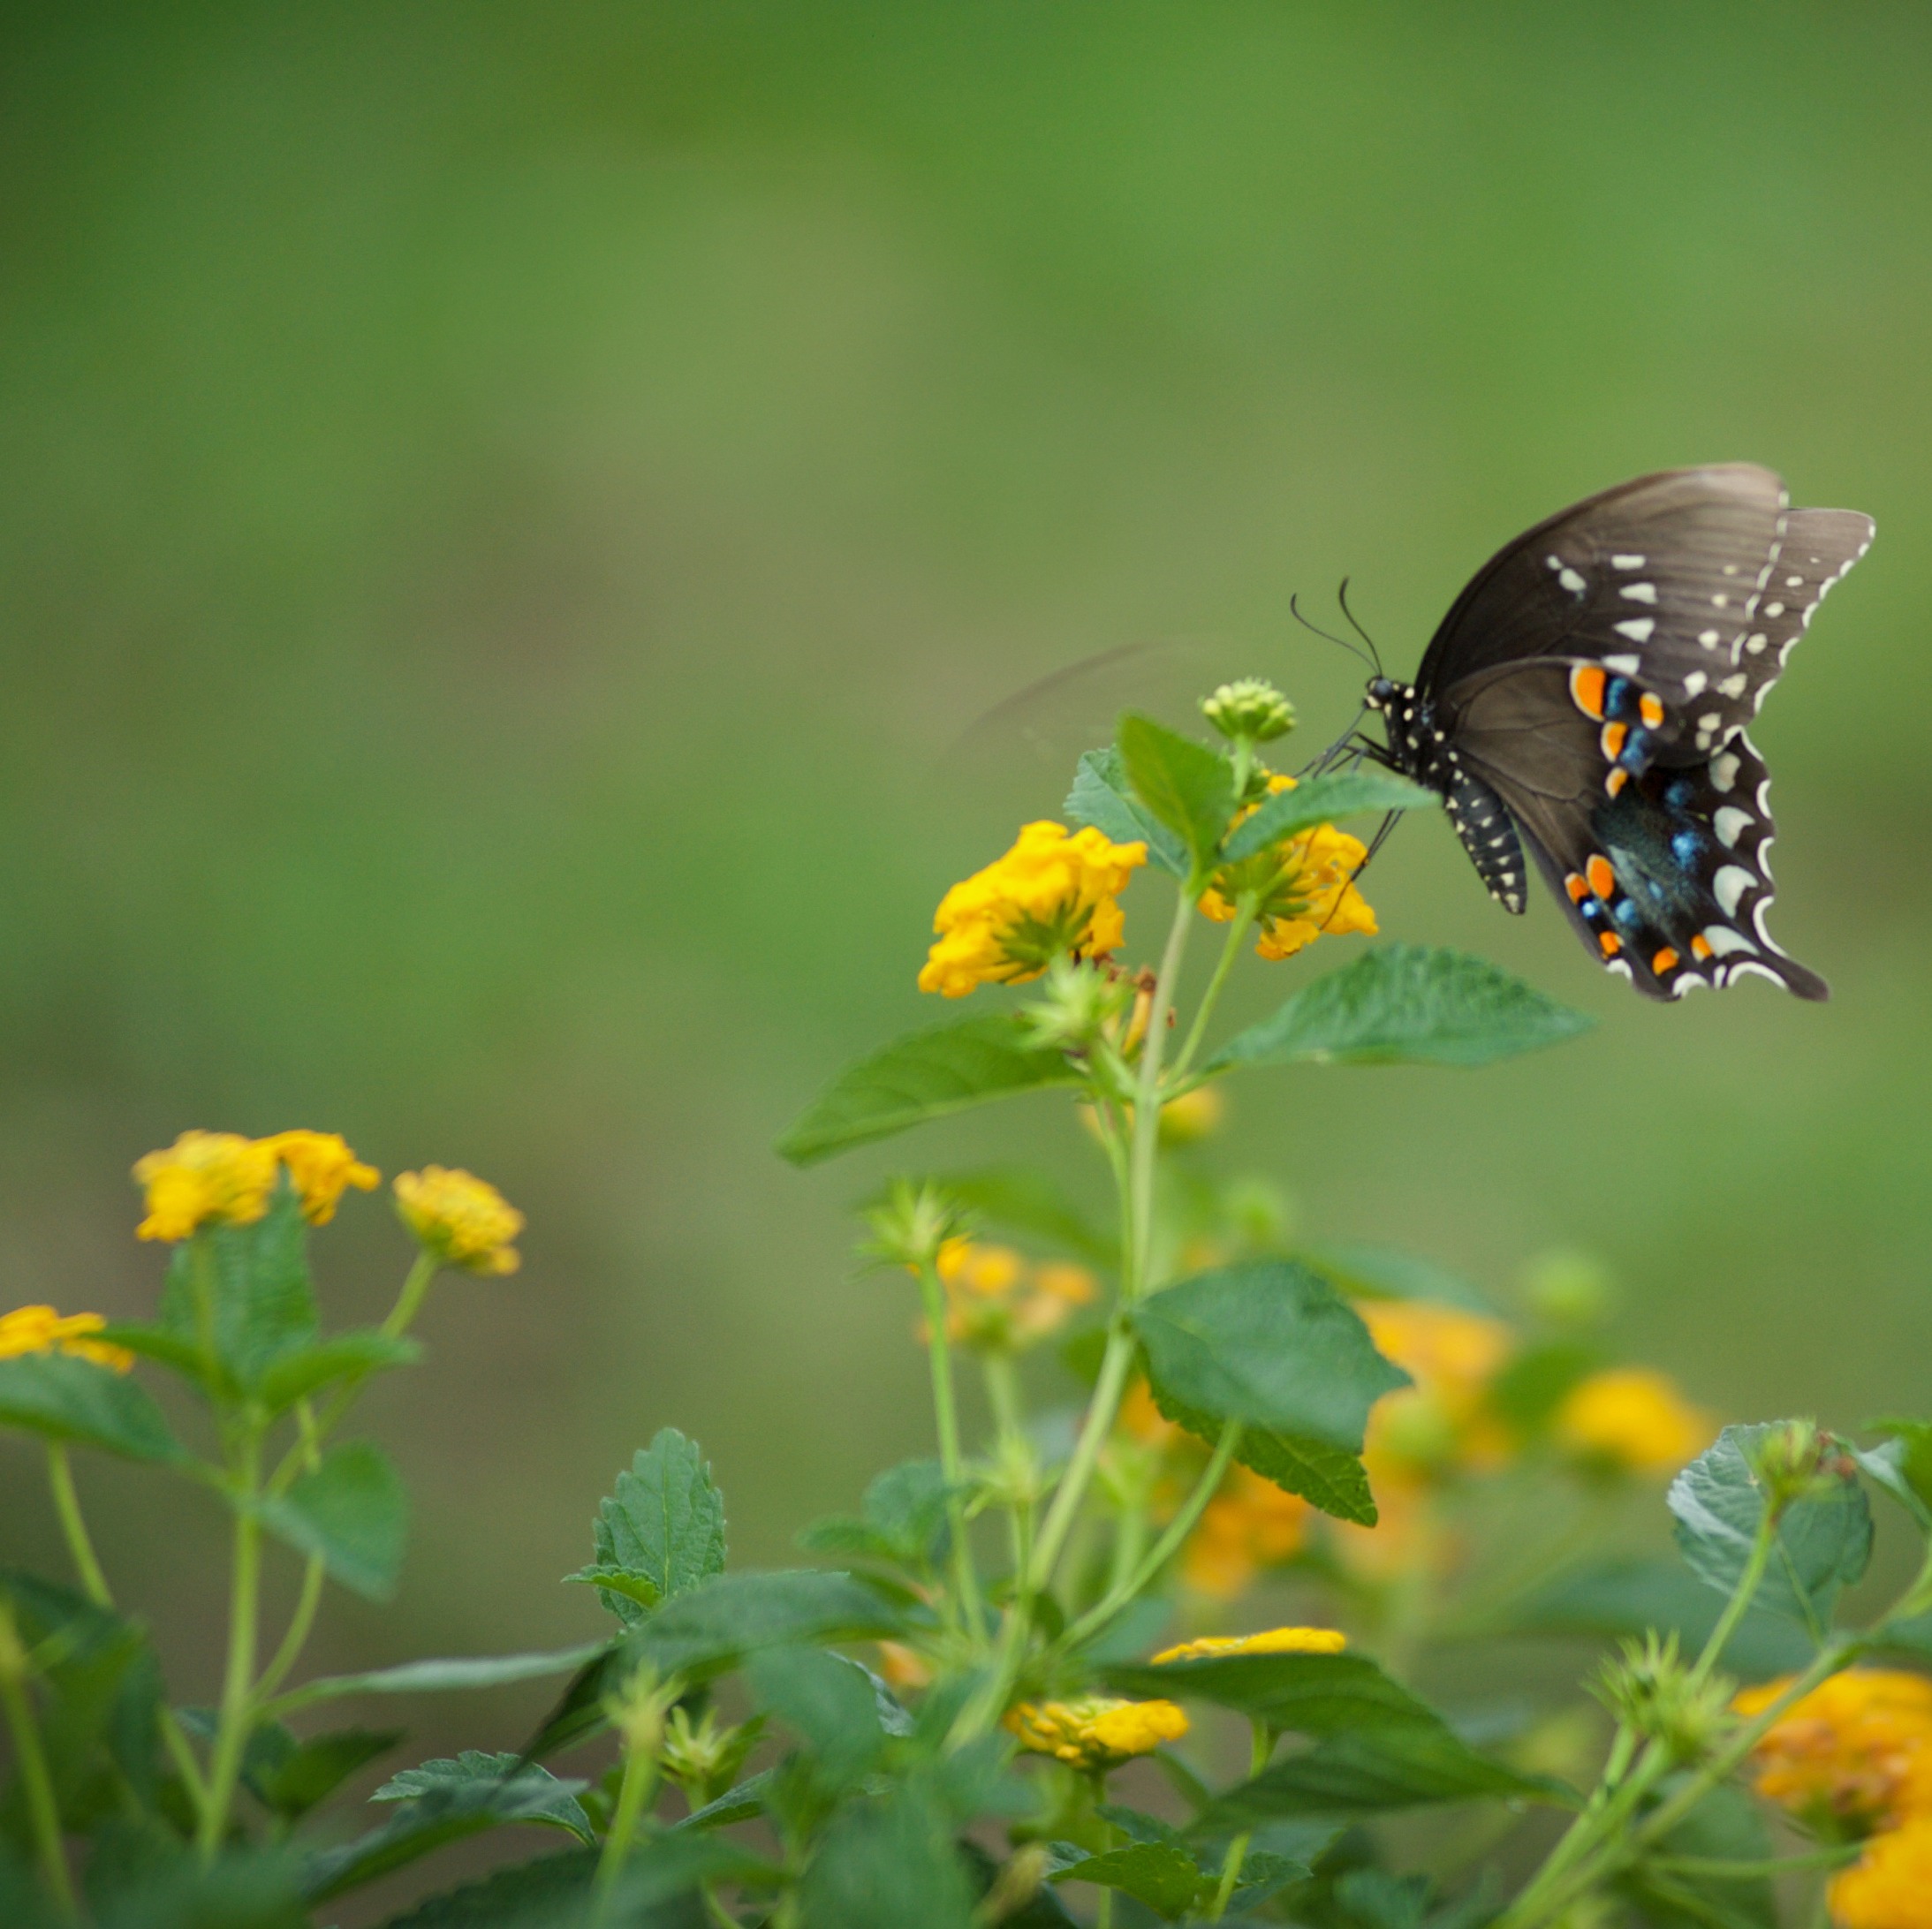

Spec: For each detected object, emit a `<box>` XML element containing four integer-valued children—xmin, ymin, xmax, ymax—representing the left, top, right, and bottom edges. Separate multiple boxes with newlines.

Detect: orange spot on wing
<box><xmin>1690</xmin><ymin>934</ymin><xmax>1713</xmax><ymax>961</ymax></box>
<box><xmin>1569</xmin><ymin>665</ymin><xmax>1607</xmax><ymax>720</ymax></box>
<box><xmin>1640</xmin><ymin>692</ymin><xmax>1665</xmax><ymax>728</ymax></box>
<box><xmin>1652</xmin><ymin>947</ymin><xmax>1679</xmax><ymax>974</ymax></box>
<box><xmin>1601</xmin><ymin>721</ymin><xmax>1629</xmax><ymax>761</ymax></box>
<box><xmin>1604</xmin><ymin>768</ymin><xmax>1629</xmax><ymax>798</ymax></box>
<box><xmin>1587</xmin><ymin>855</ymin><xmax>1616</xmax><ymax>900</ymax></box>
<box><xmin>1565</xmin><ymin>872</ymin><xmax>1589</xmax><ymax>904</ymax></box>
<box><xmin>1599</xmin><ymin>931</ymin><xmax>1623</xmax><ymax>957</ymax></box>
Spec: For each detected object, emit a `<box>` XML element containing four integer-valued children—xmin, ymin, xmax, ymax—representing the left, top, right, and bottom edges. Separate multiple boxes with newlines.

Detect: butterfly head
<box><xmin>1364</xmin><ymin>677</ymin><xmax>1399</xmax><ymax>711</ymax></box>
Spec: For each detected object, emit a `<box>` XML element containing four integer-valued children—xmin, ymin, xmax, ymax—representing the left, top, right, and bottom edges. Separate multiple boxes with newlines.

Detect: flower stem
<box><xmin>46</xmin><ymin>1444</ymin><xmax>110</xmax><ymax>1608</ymax></box>
<box><xmin>595</xmin><ymin>1742</ymin><xmax>660</xmax><ymax>1906</ymax></box>
<box><xmin>383</xmin><ymin>1251</ymin><xmax>440</xmax><ymax>1341</ymax></box>
<box><xmin>1208</xmin><ymin>1716</ymin><xmax>1273</xmax><ymax>1918</ymax></box>
<box><xmin>1686</xmin><ymin>1505</ymin><xmax>1778</xmax><ymax>1690</ymax></box>
<box><xmin>1125</xmin><ymin>888</ymin><xmax>1195</xmax><ymax>1304</ymax></box>
<box><xmin>198</xmin><ymin>1434</ymin><xmax>263</xmax><ymax>1861</ymax></box>
<box><xmin>0</xmin><ymin>1604</ymin><xmax>76</xmax><ymax>1921</ymax></box>
<box><xmin>253</xmin><ymin>1555</ymin><xmax>327</xmax><ymax>1706</ymax></box>
<box><xmin>917</xmin><ymin>1260</ymin><xmax>986</xmax><ymax>1644</ymax></box>
<box><xmin>1171</xmin><ymin>896</ymin><xmax>1254</xmax><ymax>1083</ymax></box>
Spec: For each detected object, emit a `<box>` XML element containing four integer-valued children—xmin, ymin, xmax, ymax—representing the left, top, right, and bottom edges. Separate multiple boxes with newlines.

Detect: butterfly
<box><xmin>1353</xmin><ymin>465</ymin><xmax>1873</xmax><ymax>1000</ymax></box>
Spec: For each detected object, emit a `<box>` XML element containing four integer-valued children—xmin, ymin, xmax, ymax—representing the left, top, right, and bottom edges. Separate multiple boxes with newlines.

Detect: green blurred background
<box><xmin>4</xmin><ymin>0</ymin><xmax>1928</xmax><ymax>1844</ymax></box>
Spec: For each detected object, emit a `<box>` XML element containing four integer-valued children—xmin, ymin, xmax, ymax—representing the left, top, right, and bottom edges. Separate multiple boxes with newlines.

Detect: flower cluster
<box><xmin>1198</xmin><ymin>775</ymin><xmax>1376</xmax><ymax>961</ymax></box>
<box><xmin>133</xmin><ymin>1128</ymin><xmax>379</xmax><ymax>1240</ymax></box>
<box><xmin>1004</xmin><ymin>1695</ymin><xmax>1188</xmax><ymax>1770</ymax></box>
<box><xmin>0</xmin><ymin>1305</ymin><xmax>133</xmax><ymax>1373</ymax></box>
<box><xmin>1153</xmin><ymin>1625</ymin><xmax>1345</xmax><ymax>1662</ymax></box>
<box><xmin>926</xmin><ymin>1238</ymin><xmax>1096</xmax><ymax>1353</ymax></box>
<box><xmin>1737</xmin><ymin>1668</ymin><xmax>1932</xmax><ymax>1928</ymax></box>
<box><xmin>1553</xmin><ymin>1367</ymin><xmax>1712</xmax><ymax>1473</ymax></box>
<box><xmin>919</xmin><ymin>821</ymin><xmax>1148</xmax><ymax>998</ymax></box>
<box><xmin>394</xmin><ymin>1166</ymin><xmax>525</xmax><ymax>1275</ymax></box>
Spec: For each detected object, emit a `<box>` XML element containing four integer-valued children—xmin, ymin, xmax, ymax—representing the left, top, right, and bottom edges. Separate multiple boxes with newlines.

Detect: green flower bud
<box><xmin>1201</xmin><ymin>678</ymin><xmax>1297</xmax><ymax>744</ymax></box>
<box><xmin>859</xmin><ymin>1178</ymin><xmax>972</xmax><ymax>1274</ymax></box>
<box><xmin>1018</xmin><ymin>956</ymin><xmax>1133</xmax><ymax>1053</ymax></box>
<box><xmin>658</xmin><ymin>1705</ymin><xmax>760</xmax><ymax>1806</ymax></box>
<box><xmin>1520</xmin><ymin>1247</ymin><xmax>1618</xmax><ymax>1329</ymax></box>
<box><xmin>1592</xmin><ymin>1631</ymin><xmax>1733</xmax><ymax>1764</ymax></box>
<box><xmin>1750</xmin><ymin>1418</ymin><xmax>1835</xmax><ymax>1513</ymax></box>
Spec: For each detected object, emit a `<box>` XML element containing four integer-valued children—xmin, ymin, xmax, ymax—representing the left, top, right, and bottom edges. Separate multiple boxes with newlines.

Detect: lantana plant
<box><xmin>4</xmin><ymin>685</ymin><xmax>1931</xmax><ymax>1929</ymax></box>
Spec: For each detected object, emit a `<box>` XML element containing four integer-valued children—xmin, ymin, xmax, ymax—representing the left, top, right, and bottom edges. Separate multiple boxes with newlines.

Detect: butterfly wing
<box><xmin>1443</xmin><ymin>661</ymin><xmax>1825</xmax><ymax>1000</ymax></box>
<box><xmin>1418</xmin><ymin>466</ymin><xmax>1872</xmax><ymax>765</ymax></box>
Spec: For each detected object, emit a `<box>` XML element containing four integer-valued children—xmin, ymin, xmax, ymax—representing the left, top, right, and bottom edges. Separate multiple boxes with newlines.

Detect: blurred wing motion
<box><xmin>1370</xmin><ymin>465</ymin><xmax>1873</xmax><ymax>999</ymax></box>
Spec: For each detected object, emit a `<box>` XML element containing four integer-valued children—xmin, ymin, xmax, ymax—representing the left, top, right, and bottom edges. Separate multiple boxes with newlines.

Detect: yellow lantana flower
<box><xmin>1555</xmin><ymin>1367</ymin><xmax>1713</xmax><ymax>1475</ymax></box>
<box><xmin>1734</xmin><ymin>1669</ymin><xmax>1932</xmax><ymax>1834</ymax></box>
<box><xmin>1359</xmin><ymin>1299</ymin><xmax>1516</xmax><ymax>1478</ymax></box>
<box><xmin>132</xmin><ymin>1131</ymin><xmax>280</xmax><ymax>1242</ymax></box>
<box><xmin>1831</xmin><ymin>1817</ymin><xmax>1932</xmax><ymax>1929</ymax></box>
<box><xmin>928</xmin><ymin>1237</ymin><xmax>1097</xmax><ymax>1352</ymax></box>
<box><xmin>1004</xmin><ymin>1696</ymin><xmax>1188</xmax><ymax>1769</ymax></box>
<box><xmin>918</xmin><ymin>821</ymin><xmax>1147</xmax><ymax>998</ymax></box>
<box><xmin>1153</xmin><ymin>1626</ymin><xmax>1346</xmax><ymax>1663</ymax></box>
<box><xmin>1182</xmin><ymin>1466</ymin><xmax>1312</xmax><ymax>1599</ymax></box>
<box><xmin>394</xmin><ymin>1167</ymin><xmax>524</xmax><ymax>1275</ymax></box>
<box><xmin>259</xmin><ymin>1131</ymin><xmax>381</xmax><ymax>1226</ymax></box>
<box><xmin>0</xmin><ymin>1305</ymin><xmax>133</xmax><ymax>1373</ymax></box>
<box><xmin>1198</xmin><ymin>775</ymin><xmax>1375</xmax><ymax>961</ymax></box>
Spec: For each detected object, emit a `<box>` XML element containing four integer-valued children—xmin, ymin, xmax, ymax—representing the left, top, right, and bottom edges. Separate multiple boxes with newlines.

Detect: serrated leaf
<box><xmin>1118</xmin><ymin>712</ymin><xmax>1237</xmax><ymax>877</ymax></box>
<box><xmin>630</xmin><ymin>1570</ymin><xmax>908</xmax><ymax>1682</ymax></box>
<box><xmin>369</xmin><ymin>1848</ymin><xmax>596</xmax><ymax>1929</ymax></box>
<box><xmin>1191</xmin><ymin>1725</ymin><xmax>1565</xmax><ymax>1830</ymax></box>
<box><xmin>1154</xmin><ymin>1385</ymin><xmax>1379</xmax><ymax>1524</ymax></box>
<box><xmin>579</xmin><ymin>1428</ymin><xmax>726</xmax><ymax>1626</ymax></box>
<box><xmin>1135</xmin><ymin>1260</ymin><xmax>1410</xmax><ymax>1451</ymax></box>
<box><xmin>257</xmin><ymin>1441</ymin><xmax>409</xmax><ymax>1602</ymax></box>
<box><xmin>1511</xmin><ymin>1557</ymin><xmax>1813</xmax><ymax>1682</ymax></box>
<box><xmin>746</xmin><ymin>1646</ymin><xmax>888</xmax><ymax>1788</ymax></box>
<box><xmin>798</xmin><ymin>1780</ymin><xmax>974</xmax><ymax>1929</ymax></box>
<box><xmin>1221</xmin><ymin>769</ymin><xmax>1439</xmax><ymax>863</ymax></box>
<box><xmin>306</xmin><ymin>1753</ymin><xmax>591</xmax><ymax>1902</ymax></box>
<box><xmin>777</xmin><ymin>1014</ymin><xmax>1083</xmax><ymax>1167</ymax></box>
<box><xmin>1049</xmin><ymin>1840</ymin><xmax>1209</xmax><ymax>1919</ymax></box>
<box><xmin>253</xmin><ymin>1330</ymin><xmax>420</xmax><ymax>1414</ymax></box>
<box><xmin>1208</xmin><ymin>943</ymin><xmax>1593</xmax><ymax>1071</ymax></box>
<box><xmin>157</xmin><ymin>1183</ymin><xmax>320</xmax><ymax>1390</ymax></box>
<box><xmin>1669</xmin><ymin>1424</ymin><xmax>1872</xmax><ymax>1636</ymax></box>
<box><xmin>1299</xmin><ymin>1243</ymin><xmax>1493</xmax><ymax>1313</ymax></box>
<box><xmin>1103</xmin><ymin>1650</ymin><xmax>1450</xmax><ymax>1739</ymax></box>
<box><xmin>0</xmin><ymin>1354</ymin><xmax>183</xmax><ymax>1463</ymax></box>
<box><xmin>268</xmin><ymin>1642</ymin><xmax>610</xmax><ymax>1718</ymax></box>
<box><xmin>1066</xmin><ymin>745</ymin><xmax>1188</xmax><ymax>878</ymax></box>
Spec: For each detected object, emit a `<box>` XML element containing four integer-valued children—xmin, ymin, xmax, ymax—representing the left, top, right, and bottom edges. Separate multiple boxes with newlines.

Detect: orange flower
<box><xmin>1359</xmin><ymin>1299</ymin><xmax>1515</xmax><ymax>1478</ymax></box>
<box><xmin>1183</xmin><ymin>1466</ymin><xmax>1311</xmax><ymax>1599</ymax></box>
<box><xmin>1555</xmin><ymin>1368</ymin><xmax>1713</xmax><ymax>1474</ymax></box>
<box><xmin>0</xmin><ymin>1305</ymin><xmax>133</xmax><ymax>1373</ymax></box>
<box><xmin>1197</xmin><ymin>775</ymin><xmax>1375</xmax><ymax>961</ymax></box>
<box><xmin>927</xmin><ymin>1238</ymin><xmax>1097</xmax><ymax>1353</ymax></box>
<box><xmin>1734</xmin><ymin>1669</ymin><xmax>1932</xmax><ymax>1834</ymax></box>
<box><xmin>1005</xmin><ymin>1697</ymin><xmax>1188</xmax><ymax>1769</ymax></box>
<box><xmin>258</xmin><ymin>1131</ymin><xmax>380</xmax><ymax>1225</ymax></box>
<box><xmin>1831</xmin><ymin>1816</ymin><xmax>1932</xmax><ymax>1928</ymax></box>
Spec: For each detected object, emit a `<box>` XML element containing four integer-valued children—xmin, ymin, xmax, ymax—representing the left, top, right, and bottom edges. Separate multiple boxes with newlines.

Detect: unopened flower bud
<box><xmin>1594</xmin><ymin>1631</ymin><xmax>1733</xmax><ymax>1765</ymax></box>
<box><xmin>1521</xmin><ymin>1246</ymin><xmax>1618</xmax><ymax>1329</ymax></box>
<box><xmin>658</xmin><ymin>1705</ymin><xmax>757</xmax><ymax>1805</ymax></box>
<box><xmin>1019</xmin><ymin>957</ymin><xmax>1132</xmax><ymax>1053</ymax></box>
<box><xmin>1751</xmin><ymin>1418</ymin><xmax>1833</xmax><ymax>1513</ymax></box>
<box><xmin>860</xmin><ymin>1179</ymin><xmax>971</xmax><ymax>1274</ymax></box>
<box><xmin>1201</xmin><ymin>678</ymin><xmax>1297</xmax><ymax>744</ymax></box>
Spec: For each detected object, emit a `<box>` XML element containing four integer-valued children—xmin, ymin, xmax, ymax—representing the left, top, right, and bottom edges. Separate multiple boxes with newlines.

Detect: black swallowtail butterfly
<box><xmin>1357</xmin><ymin>465</ymin><xmax>1872</xmax><ymax>1000</ymax></box>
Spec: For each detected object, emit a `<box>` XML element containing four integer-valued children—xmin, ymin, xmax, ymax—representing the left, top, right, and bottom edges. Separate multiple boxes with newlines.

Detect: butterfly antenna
<box><xmin>1316</xmin><ymin>809</ymin><xmax>1401</xmax><ymax>934</ymax></box>
<box><xmin>1290</xmin><ymin>593</ymin><xmax>1375</xmax><ymax>671</ymax></box>
<box><xmin>1299</xmin><ymin>697</ymin><xmax>1369</xmax><ymax>777</ymax></box>
<box><xmin>1336</xmin><ymin>578</ymin><xmax>1383</xmax><ymax>675</ymax></box>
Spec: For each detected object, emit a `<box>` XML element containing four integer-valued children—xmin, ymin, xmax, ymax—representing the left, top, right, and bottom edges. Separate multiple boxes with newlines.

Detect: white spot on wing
<box><xmin>1703</xmin><ymin>925</ymin><xmax>1756</xmax><ymax>957</ymax></box>
<box><xmin>1710</xmin><ymin>752</ymin><xmax>1740</xmax><ymax>792</ymax></box>
<box><xmin>1684</xmin><ymin>670</ymin><xmax>1708</xmax><ymax>697</ymax></box>
<box><xmin>1714</xmin><ymin>865</ymin><xmax>1755</xmax><ymax>917</ymax></box>
<box><xmin>1716</xmin><ymin>673</ymin><xmax>1748</xmax><ymax>698</ymax></box>
<box><xmin>1612</xmin><ymin>554</ymin><xmax>1645</xmax><ymax>569</ymax></box>
<box><xmin>1602</xmin><ymin>654</ymin><xmax>1640</xmax><ymax>674</ymax></box>
<box><xmin>1698</xmin><ymin>630</ymin><xmax>1721</xmax><ymax>647</ymax></box>
<box><xmin>1764</xmin><ymin>601</ymin><xmax>1784</xmax><ymax>617</ymax></box>
<box><xmin>1714</xmin><ymin>806</ymin><xmax>1752</xmax><ymax>848</ymax></box>
<box><xmin>1558</xmin><ymin>567</ymin><xmax>1587</xmax><ymax>595</ymax></box>
<box><xmin>1620</xmin><ymin>582</ymin><xmax>1658</xmax><ymax>603</ymax></box>
<box><xmin>1612</xmin><ymin>618</ymin><xmax>1655</xmax><ymax>643</ymax></box>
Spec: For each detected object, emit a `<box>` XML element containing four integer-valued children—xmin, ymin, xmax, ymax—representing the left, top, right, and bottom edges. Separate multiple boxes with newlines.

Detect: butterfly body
<box><xmin>1364</xmin><ymin>465</ymin><xmax>1872</xmax><ymax>1000</ymax></box>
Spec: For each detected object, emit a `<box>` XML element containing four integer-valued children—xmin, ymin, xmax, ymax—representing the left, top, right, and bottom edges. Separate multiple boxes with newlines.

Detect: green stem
<box><xmin>1652</xmin><ymin>1846</ymin><xmax>1860</xmax><ymax>1880</ymax></box>
<box><xmin>595</xmin><ymin>1743</ymin><xmax>660</xmax><ymax>1905</ymax></box>
<box><xmin>46</xmin><ymin>1443</ymin><xmax>110</xmax><ymax>1608</ymax></box>
<box><xmin>1060</xmin><ymin>1421</ymin><xmax>1240</xmax><ymax>1654</ymax></box>
<box><xmin>982</xmin><ymin>1355</ymin><xmax>1035</xmax><ymax>1579</ymax></box>
<box><xmin>1171</xmin><ymin>895</ymin><xmax>1254</xmax><ymax>1083</ymax></box>
<box><xmin>1028</xmin><ymin>1321</ymin><xmax>1138</xmax><ymax>1595</ymax></box>
<box><xmin>254</xmin><ymin>1556</ymin><xmax>326</xmax><ymax>1706</ymax></box>
<box><xmin>1125</xmin><ymin>889</ymin><xmax>1195</xmax><ymax>1303</ymax></box>
<box><xmin>0</xmin><ymin>1609</ymin><xmax>76</xmax><ymax>1921</ymax></box>
<box><xmin>383</xmin><ymin>1251</ymin><xmax>440</xmax><ymax>1342</ymax></box>
<box><xmin>198</xmin><ymin>1435</ymin><xmax>263</xmax><ymax>1860</ymax></box>
<box><xmin>917</xmin><ymin>1260</ymin><xmax>985</xmax><ymax>1643</ymax></box>
<box><xmin>1686</xmin><ymin>1505</ymin><xmax>1779</xmax><ymax>1689</ymax></box>
<box><xmin>1208</xmin><ymin>1716</ymin><xmax>1273</xmax><ymax>1918</ymax></box>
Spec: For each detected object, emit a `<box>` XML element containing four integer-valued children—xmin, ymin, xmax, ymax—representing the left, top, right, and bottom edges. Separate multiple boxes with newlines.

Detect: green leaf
<box><xmin>269</xmin><ymin>1642</ymin><xmax>610</xmax><ymax>1718</ymax></box>
<box><xmin>1299</xmin><ymin>1244</ymin><xmax>1493</xmax><ymax>1313</ymax></box>
<box><xmin>631</xmin><ymin>1570</ymin><xmax>908</xmax><ymax>1682</ymax></box>
<box><xmin>1618</xmin><ymin>1774</ymin><xmax>1777</xmax><ymax>1929</ymax></box>
<box><xmin>0</xmin><ymin>1354</ymin><xmax>183</xmax><ymax>1463</ymax></box>
<box><xmin>746</xmin><ymin>1646</ymin><xmax>888</xmax><ymax>1788</ymax></box>
<box><xmin>1066</xmin><ymin>745</ymin><xmax>1188</xmax><ymax>878</ymax></box>
<box><xmin>1102</xmin><ymin>1650</ymin><xmax>1451</xmax><ymax>1739</ymax></box>
<box><xmin>1191</xmin><ymin>1725</ymin><xmax>1565</xmax><ymax>1830</ymax></box>
<box><xmin>1049</xmin><ymin>1841</ymin><xmax>1209</xmax><ymax>1920</ymax></box>
<box><xmin>1221</xmin><ymin>769</ymin><xmax>1439</xmax><ymax>863</ymax></box>
<box><xmin>1208</xmin><ymin>943</ymin><xmax>1594</xmax><ymax>1071</ymax></box>
<box><xmin>1117</xmin><ymin>712</ymin><xmax>1238</xmax><ymax>877</ymax></box>
<box><xmin>938</xmin><ymin>1167</ymin><xmax>1117</xmax><ymax>1266</ymax></box>
<box><xmin>1487</xmin><ymin>1342</ymin><xmax>1603</xmax><ymax>1434</ymax></box>
<box><xmin>253</xmin><ymin>1330</ymin><xmax>420</xmax><ymax>1414</ymax></box>
<box><xmin>90</xmin><ymin>1321</ymin><xmax>215</xmax><ymax>1390</ymax></box>
<box><xmin>1153</xmin><ymin>1384</ymin><xmax>1379</xmax><ymax>1525</ymax></box>
<box><xmin>1511</xmin><ymin>1558</ymin><xmax>1814</xmax><ymax>1682</ymax></box>
<box><xmin>798</xmin><ymin>1781</ymin><xmax>974</xmax><ymax>1929</ymax></box>
<box><xmin>368</xmin><ymin>1849</ymin><xmax>595</xmax><ymax>1929</ymax></box>
<box><xmin>1862</xmin><ymin>1418</ymin><xmax>1932</xmax><ymax>1526</ymax></box>
<box><xmin>258</xmin><ymin>1441</ymin><xmax>409</xmax><ymax>1602</ymax></box>
<box><xmin>1135</xmin><ymin>1260</ymin><xmax>1410</xmax><ymax>1452</ymax></box>
<box><xmin>157</xmin><ymin>1183</ymin><xmax>320</xmax><ymax>1390</ymax></box>
<box><xmin>244</xmin><ymin>1724</ymin><xmax>404</xmax><ymax>1819</ymax></box>
<box><xmin>674</xmin><ymin>1769</ymin><xmax>776</xmax><ymax>1832</ymax></box>
<box><xmin>1669</xmin><ymin>1425</ymin><xmax>1873</xmax><ymax>1634</ymax></box>
<box><xmin>777</xmin><ymin>1014</ymin><xmax>1083</xmax><ymax>1167</ymax></box>
<box><xmin>306</xmin><ymin>1753</ymin><xmax>592</xmax><ymax>1901</ymax></box>
<box><xmin>799</xmin><ymin>1459</ymin><xmax>953</xmax><ymax>1570</ymax></box>
<box><xmin>570</xmin><ymin>1428</ymin><xmax>727</xmax><ymax>1627</ymax></box>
